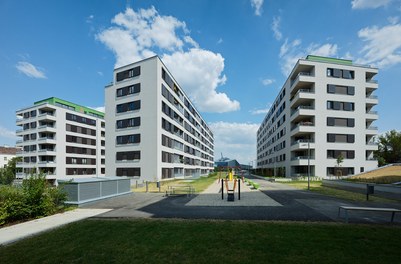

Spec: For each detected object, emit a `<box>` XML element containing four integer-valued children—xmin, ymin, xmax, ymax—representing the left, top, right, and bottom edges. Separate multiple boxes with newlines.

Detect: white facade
<box><xmin>16</xmin><ymin>97</ymin><xmax>105</xmax><ymax>183</ymax></box>
<box><xmin>0</xmin><ymin>146</ymin><xmax>18</xmax><ymax>168</ymax></box>
<box><xmin>105</xmin><ymin>56</ymin><xmax>214</xmax><ymax>182</ymax></box>
<box><xmin>257</xmin><ymin>55</ymin><xmax>379</xmax><ymax>178</ymax></box>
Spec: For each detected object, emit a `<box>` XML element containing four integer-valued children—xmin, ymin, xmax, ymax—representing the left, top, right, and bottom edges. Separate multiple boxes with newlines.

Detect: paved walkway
<box><xmin>0</xmin><ymin>208</ymin><xmax>111</xmax><ymax>246</ymax></box>
<box><xmin>186</xmin><ymin>180</ymin><xmax>282</xmax><ymax>206</ymax></box>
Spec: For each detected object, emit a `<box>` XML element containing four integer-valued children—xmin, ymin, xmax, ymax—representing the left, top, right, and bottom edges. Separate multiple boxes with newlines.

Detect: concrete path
<box><xmin>186</xmin><ymin>179</ymin><xmax>282</xmax><ymax>206</ymax></box>
<box><xmin>0</xmin><ymin>208</ymin><xmax>111</xmax><ymax>246</ymax></box>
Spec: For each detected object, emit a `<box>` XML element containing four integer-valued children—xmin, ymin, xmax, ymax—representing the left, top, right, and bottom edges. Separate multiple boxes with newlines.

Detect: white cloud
<box><xmin>261</xmin><ymin>78</ymin><xmax>275</xmax><ymax>86</ymax></box>
<box><xmin>97</xmin><ymin>71</ymin><xmax>103</xmax><ymax>76</ymax></box>
<box><xmin>357</xmin><ymin>23</ymin><xmax>401</xmax><ymax>67</ymax></box>
<box><xmin>279</xmin><ymin>39</ymin><xmax>338</xmax><ymax>75</ymax></box>
<box><xmin>217</xmin><ymin>38</ymin><xmax>223</xmax><ymax>44</ymax></box>
<box><xmin>162</xmin><ymin>49</ymin><xmax>240</xmax><ymax>113</ymax></box>
<box><xmin>250</xmin><ymin>0</ymin><xmax>264</xmax><ymax>16</ymax></box>
<box><xmin>351</xmin><ymin>0</ymin><xmax>392</xmax><ymax>9</ymax></box>
<box><xmin>86</xmin><ymin>14</ymin><xmax>94</xmax><ymax>23</ymax></box>
<box><xmin>0</xmin><ymin>126</ymin><xmax>17</xmax><ymax>140</ymax></box>
<box><xmin>210</xmin><ymin>122</ymin><xmax>259</xmax><ymax>164</ymax></box>
<box><xmin>97</xmin><ymin>7</ymin><xmax>239</xmax><ymax>113</ymax></box>
<box><xmin>272</xmin><ymin>16</ymin><xmax>282</xmax><ymax>40</ymax></box>
<box><xmin>16</xmin><ymin>61</ymin><xmax>47</xmax><ymax>79</ymax></box>
<box><xmin>249</xmin><ymin>104</ymin><xmax>271</xmax><ymax>115</ymax></box>
<box><xmin>91</xmin><ymin>106</ymin><xmax>105</xmax><ymax>113</ymax></box>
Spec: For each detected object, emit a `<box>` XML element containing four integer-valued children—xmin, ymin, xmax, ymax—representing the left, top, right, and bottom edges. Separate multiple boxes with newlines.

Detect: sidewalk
<box><xmin>186</xmin><ymin>179</ymin><xmax>282</xmax><ymax>207</ymax></box>
<box><xmin>0</xmin><ymin>208</ymin><xmax>111</xmax><ymax>246</ymax></box>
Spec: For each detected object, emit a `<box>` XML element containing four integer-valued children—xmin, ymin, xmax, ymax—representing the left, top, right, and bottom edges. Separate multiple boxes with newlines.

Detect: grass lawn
<box><xmin>282</xmin><ymin>181</ymin><xmax>399</xmax><ymax>203</ymax></box>
<box><xmin>1</xmin><ymin>219</ymin><xmax>400</xmax><ymax>263</ymax></box>
<box><xmin>132</xmin><ymin>172</ymin><xmax>219</xmax><ymax>194</ymax></box>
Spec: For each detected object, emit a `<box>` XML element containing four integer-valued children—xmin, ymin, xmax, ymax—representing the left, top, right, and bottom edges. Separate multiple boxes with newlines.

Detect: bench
<box><xmin>338</xmin><ymin>206</ymin><xmax>401</xmax><ymax>223</ymax></box>
<box><xmin>166</xmin><ymin>185</ymin><xmax>195</xmax><ymax>197</ymax></box>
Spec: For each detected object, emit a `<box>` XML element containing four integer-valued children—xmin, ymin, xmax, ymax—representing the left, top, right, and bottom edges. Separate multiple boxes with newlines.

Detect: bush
<box><xmin>0</xmin><ymin>173</ymin><xmax>67</xmax><ymax>226</ymax></box>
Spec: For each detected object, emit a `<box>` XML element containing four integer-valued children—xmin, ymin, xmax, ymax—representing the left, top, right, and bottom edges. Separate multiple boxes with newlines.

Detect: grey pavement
<box><xmin>0</xmin><ymin>208</ymin><xmax>111</xmax><ymax>246</ymax></box>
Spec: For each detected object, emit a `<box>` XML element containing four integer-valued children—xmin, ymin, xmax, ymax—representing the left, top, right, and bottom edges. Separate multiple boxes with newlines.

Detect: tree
<box><xmin>0</xmin><ymin>157</ymin><xmax>22</xmax><ymax>185</ymax></box>
<box><xmin>374</xmin><ymin>130</ymin><xmax>401</xmax><ymax>166</ymax></box>
<box><xmin>335</xmin><ymin>153</ymin><xmax>344</xmax><ymax>178</ymax></box>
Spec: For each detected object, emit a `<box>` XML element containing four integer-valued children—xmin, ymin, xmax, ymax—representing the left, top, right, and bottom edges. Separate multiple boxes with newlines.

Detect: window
<box><xmin>327</xmin><ymin>68</ymin><xmax>354</xmax><ymax>79</ymax></box>
<box><xmin>327</xmin><ymin>101</ymin><xmax>354</xmax><ymax>111</ymax></box>
<box><xmin>116</xmin><ymin>117</ymin><xmax>141</xmax><ymax>129</ymax></box>
<box><xmin>116</xmin><ymin>66</ymin><xmax>140</xmax><ymax>82</ymax></box>
<box><xmin>116</xmin><ymin>151</ymin><xmax>140</xmax><ymax>161</ymax></box>
<box><xmin>327</xmin><ymin>133</ymin><xmax>355</xmax><ymax>143</ymax></box>
<box><xmin>116</xmin><ymin>167</ymin><xmax>140</xmax><ymax>177</ymax></box>
<box><xmin>116</xmin><ymin>134</ymin><xmax>141</xmax><ymax>145</ymax></box>
<box><xmin>327</xmin><ymin>150</ymin><xmax>355</xmax><ymax>159</ymax></box>
<box><xmin>66</xmin><ymin>113</ymin><xmax>96</xmax><ymax>126</ymax></box>
<box><xmin>327</xmin><ymin>84</ymin><xmax>355</xmax><ymax>95</ymax></box>
<box><xmin>116</xmin><ymin>101</ymin><xmax>141</xmax><ymax>113</ymax></box>
<box><xmin>327</xmin><ymin>117</ymin><xmax>355</xmax><ymax>127</ymax></box>
<box><xmin>116</xmin><ymin>83</ymin><xmax>141</xmax><ymax>97</ymax></box>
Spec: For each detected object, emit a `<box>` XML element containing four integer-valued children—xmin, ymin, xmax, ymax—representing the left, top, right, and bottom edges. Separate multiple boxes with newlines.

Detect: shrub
<box><xmin>0</xmin><ymin>173</ymin><xmax>67</xmax><ymax>226</ymax></box>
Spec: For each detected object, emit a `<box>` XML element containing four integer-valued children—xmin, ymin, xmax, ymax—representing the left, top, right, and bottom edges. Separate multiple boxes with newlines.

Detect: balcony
<box><xmin>290</xmin><ymin>72</ymin><xmax>315</xmax><ymax>93</ymax></box>
<box><xmin>37</xmin><ymin>125</ymin><xmax>56</xmax><ymax>132</ymax></box>
<box><xmin>291</xmin><ymin>105</ymin><xmax>315</xmax><ymax>117</ymax></box>
<box><xmin>290</xmin><ymin>140</ymin><xmax>315</xmax><ymax>151</ymax></box>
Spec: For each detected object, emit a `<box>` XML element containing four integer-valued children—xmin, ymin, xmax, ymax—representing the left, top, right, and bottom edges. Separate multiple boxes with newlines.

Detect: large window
<box><xmin>66</xmin><ymin>146</ymin><xmax>96</xmax><ymax>155</ymax></box>
<box><xmin>327</xmin><ymin>133</ymin><xmax>355</xmax><ymax>143</ymax></box>
<box><xmin>327</xmin><ymin>84</ymin><xmax>355</xmax><ymax>95</ymax></box>
<box><xmin>327</xmin><ymin>101</ymin><xmax>355</xmax><ymax>111</ymax></box>
<box><xmin>327</xmin><ymin>150</ymin><xmax>355</xmax><ymax>159</ymax></box>
<box><xmin>116</xmin><ymin>101</ymin><xmax>141</xmax><ymax>113</ymax></box>
<box><xmin>116</xmin><ymin>66</ymin><xmax>140</xmax><ymax>82</ymax></box>
<box><xmin>116</xmin><ymin>83</ymin><xmax>141</xmax><ymax>97</ymax></box>
<box><xmin>66</xmin><ymin>135</ymin><xmax>96</xmax><ymax>145</ymax></box>
<box><xmin>116</xmin><ymin>134</ymin><xmax>141</xmax><ymax>145</ymax></box>
<box><xmin>66</xmin><ymin>124</ymin><xmax>96</xmax><ymax>136</ymax></box>
<box><xmin>116</xmin><ymin>117</ymin><xmax>141</xmax><ymax>129</ymax></box>
<box><xmin>327</xmin><ymin>117</ymin><xmax>355</xmax><ymax>127</ymax></box>
<box><xmin>66</xmin><ymin>113</ymin><xmax>96</xmax><ymax>126</ymax></box>
<box><xmin>327</xmin><ymin>68</ymin><xmax>354</xmax><ymax>79</ymax></box>
<box><xmin>116</xmin><ymin>167</ymin><xmax>140</xmax><ymax>177</ymax></box>
<box><xmin>116</xmin><ymin>151</ymin><xmax>140</xmax><ymax>161</ymax></box>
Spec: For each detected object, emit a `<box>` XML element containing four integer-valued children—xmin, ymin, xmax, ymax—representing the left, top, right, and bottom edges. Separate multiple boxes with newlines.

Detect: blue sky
<box><xmin>1</xmin><ymin>0</ymin><xmax>401</xmax><ymax>164</ymax></box>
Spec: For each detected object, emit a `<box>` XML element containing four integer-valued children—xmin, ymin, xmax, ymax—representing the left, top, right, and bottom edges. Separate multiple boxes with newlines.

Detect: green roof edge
<box><xmin>34</xmin><ymin>97</ymin><xmax>105</xmax><ymax>118</ymax></box>
<box><xmin>306</xmin><ymin>55</ymin><xmax>353</xmax><ymax>66</ymax></box>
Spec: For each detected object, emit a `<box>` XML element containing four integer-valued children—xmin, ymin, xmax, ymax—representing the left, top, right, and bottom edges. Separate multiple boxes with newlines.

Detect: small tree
<box><xmin>336</xmin><ymin>154</ymin><xmax>344</xmax><ymax>178</ymax></box>
<box><xmin>374</xmin><ymin>130</ymin><xmax>401</xmax><ymax>166</ymax></box>
<box><xmin>0</xmin><ymin>157</ymin><xmax>22</xmax><ymax>185</ymax></box>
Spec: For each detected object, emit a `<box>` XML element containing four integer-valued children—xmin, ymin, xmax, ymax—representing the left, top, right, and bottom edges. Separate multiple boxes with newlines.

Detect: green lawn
<box><xmin>133</xmin><ymin>173</ymin><xmax>219</xmax><ymax>194</ymax></box>
<box><xmin>282</xmin><ymin>181</ymin><xmax>399</xmax><ymax>203</ymax></box>
<box><xmin>1</xmin><ymin>219</ymin><xmax>400</xmax><ymax>263</ymax></box>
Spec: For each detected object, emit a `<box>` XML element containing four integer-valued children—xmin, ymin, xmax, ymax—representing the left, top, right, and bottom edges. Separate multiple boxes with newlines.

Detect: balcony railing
<box><xmin>366</xmin><ymin>126</ymin><xmax>378</xmax><ymax>130</ymax></box>
<box><xmin>367</xmin><ymin>111</ymin><xmax>378</xmax><ymax>115</ymax></box>
<box><xmin>366</xmin><ymin>95</ymin><xmax>378</xmax><ymax>99</ymax></box>
<box><xmin>291</xmin><ymin>139</ymin><xmax>314</xmax><ymax>146</ymax></box>
<box><xmin>291</xmin><ymin>156</ymin><xmax>315</xmax><ymax>161</ymax></box>
<box><xmin>366</xmin><ymin>79</ymin><xmax>378</xmax><ymax>84</ymax></box>
<box><xmin>291</xmin><ymin>105</ymin><xmax>315</xmax><ymax>116</ymax></box>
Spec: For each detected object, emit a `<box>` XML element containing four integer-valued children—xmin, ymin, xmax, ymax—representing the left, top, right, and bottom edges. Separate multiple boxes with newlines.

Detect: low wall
<box><xmin>59</xmin><ymin>177</ymin><xmax>131</xmax><ymax>205</ymax></box>
<box><xmin>322</xmin><ymin>179</ymin><xmax>401</xmax><ymax>201</ymax></box>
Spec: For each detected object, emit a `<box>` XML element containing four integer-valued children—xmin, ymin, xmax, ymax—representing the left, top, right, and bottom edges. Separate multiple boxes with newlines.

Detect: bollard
<box><xmin>366</xmin><ymin>184</ymin><xmax>374</xmax><ymax>201</ymax></box>
<box><xmin>136</xmin><ymin>180</ymin><xmax>138</xmax><ymax>189</ymax></box>
<box><xmin>157</xmin><ymin>181</ymin><xmax>161</xmax><ymax>193</ymax></box>
<box><xmin>146</xmin><ymin>181</ymin><xmax>149</xmax><ymax>193</ymax></box>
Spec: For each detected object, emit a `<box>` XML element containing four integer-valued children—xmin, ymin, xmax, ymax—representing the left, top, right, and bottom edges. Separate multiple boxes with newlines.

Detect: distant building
<box><xmin>256</xmin><ymin>55</ymin><xmax>379</xmax><ymax>177</ymax></box>
<box><xmin>16</xmin><ymin>97</ymin><xmax>106</xmax><ymax>183</ymax></box>
<box><xmin>105</xmin><ymin>56</ymin><xmax>214</xmax><ymax>181</ymax></box>
<box><xmin>0</xmin><ymin>146</ymin><xmax>19</xmax><ymax>168</ymax></box>
<box><xmin>214</xmin><ymin>155</ymin><xmax>251</xmax><ymax>171</ymax></box>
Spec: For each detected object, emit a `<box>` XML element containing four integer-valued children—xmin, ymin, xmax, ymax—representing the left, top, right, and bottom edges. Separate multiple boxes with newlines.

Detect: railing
<box><xmin>291</xmin><ymin>122</ymin><xmax>315</xmax><ymax>130</ymax></box>
<box><xmin>367</xmin><ymin>111</ymin><xmax>378</xmax><ymax>115</ymax></box>
<box><xmin>366</xmin><ymin>142</ymin><xmax>378</xmax><ymax>145</ymax></box>
<box><xmin>291</xmin><ymin>156</ymin><xmax>315</xmax><ymax>161</ymax></box>
<box><xmin>290</xmin><ymin>72</ymin><xmax>314</xmax><ymax>87</ymax></box>
<box><xmin>366</xmin><ymin>95</ymin><xmax>378</xmax><ymax>99</ymax></box>
<box><xmin>366</xmin><ymin>126</ymin><xmax>378</xmax><ymax>130</ymax></box>
<box><xmin>291</xmin><ymin>139</ymin><xmax>314</xmax><ymax>146</ymax></box>
<box><xmin>366</xmin><ymin>79</ymin><xmax>378</xmax><ymax>84</ymax></box>
<box><xmin>291</xmin><ymin>105</ymin><xmax>315</xmax><ymax>116</ymax></box>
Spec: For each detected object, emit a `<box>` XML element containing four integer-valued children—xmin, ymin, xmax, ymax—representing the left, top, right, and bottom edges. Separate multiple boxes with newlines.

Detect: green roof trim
<box><xmin>306</xmin><ymin>55</ymin><xmax>353</xmax><ymax>66</ymax></box>
<box><xmin>34</xmin><ymin>97</ymin><xmax>105</xmax><ymax>118</ymax></box>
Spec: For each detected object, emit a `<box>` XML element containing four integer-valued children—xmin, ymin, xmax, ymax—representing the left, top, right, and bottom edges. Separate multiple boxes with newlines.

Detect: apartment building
<box><xmin>105</xmin><ymin>56</ymin><xmax>214</xmax><ymax>182</ymax></box>
<box><xmin>16</xmin><ymin>97</ymin><xmax>105</xmax><ymax>183</ymax></box>
<box><xmin>256</xmin><ymin>55</ymin><xmax>379</xmax><ymax>178</ymax></box>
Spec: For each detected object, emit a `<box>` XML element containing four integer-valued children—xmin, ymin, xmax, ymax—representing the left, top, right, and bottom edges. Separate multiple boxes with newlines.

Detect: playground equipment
<box><xmin>221</xmin><ymin>177</ymin><xmax>241</xmax><ymax>201</ymax></box>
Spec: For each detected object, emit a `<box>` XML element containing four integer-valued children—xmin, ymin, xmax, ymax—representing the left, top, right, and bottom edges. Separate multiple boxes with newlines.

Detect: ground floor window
<box><xmin>116</xmin><ymin>167</ymin><xmax>140</xmax><ymax>177</ymax></box>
